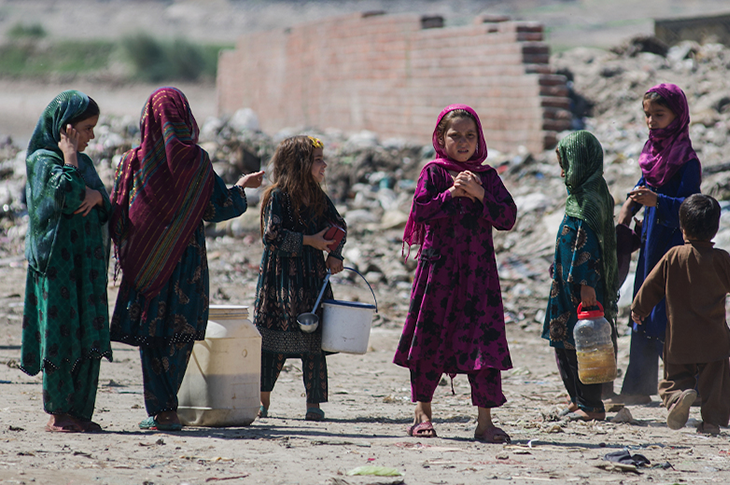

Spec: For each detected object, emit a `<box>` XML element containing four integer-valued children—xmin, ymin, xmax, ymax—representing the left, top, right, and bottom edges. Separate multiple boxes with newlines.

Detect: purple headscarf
<box><xmin>403</xmin><ymin>104</ymin><xmax>494</xmax><ymax>255</ymax></box>
<box><xmin>427</xmin><ymin>104</ymin><xmax>490</xmax><ymax>173</ymax></box>
<box><xmin>638</xmin><ymin>83</ymin><xmax>699</xmax><ymax>188</ymax></box>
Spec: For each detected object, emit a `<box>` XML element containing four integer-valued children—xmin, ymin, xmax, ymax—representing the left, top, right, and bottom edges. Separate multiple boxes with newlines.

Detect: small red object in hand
<box><xmin>323</xmin><ymin>226</ymin><xmax>345</xmax><ymax>252</ymax></box>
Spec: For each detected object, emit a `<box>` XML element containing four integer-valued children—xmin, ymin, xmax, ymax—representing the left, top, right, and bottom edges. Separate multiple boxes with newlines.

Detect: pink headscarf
<box><xmin>402</xmin><ymin>104</ymin><xmax>493</xmax><ymax>256</ymax></box>
<box><xmin>638</xmin><ymin>83</ymin><xmax>699</xmax><ymax>188</ymax></box>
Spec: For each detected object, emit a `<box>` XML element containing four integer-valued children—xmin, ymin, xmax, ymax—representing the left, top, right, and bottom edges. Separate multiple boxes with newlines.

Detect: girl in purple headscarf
<box><xmin>612</xmin><ymin>83</ymin><xmax>701</xmax><ymax>405</ymax></box>
<box><xmin>394</xmin><ymin>105</ymin><xmax>517</xmax><ymax>442</ymax></box>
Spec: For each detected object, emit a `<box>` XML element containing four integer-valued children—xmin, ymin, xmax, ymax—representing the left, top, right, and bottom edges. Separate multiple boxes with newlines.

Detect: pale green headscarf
<box><xmin>558</xmin><ymin>130</ymin><xmax>619</xmax><ymax>323</ymax></box>
<box><xmin>25</xmin><ymin>90</ymin><xmax>109</xmax><ymax>274</ymax></box>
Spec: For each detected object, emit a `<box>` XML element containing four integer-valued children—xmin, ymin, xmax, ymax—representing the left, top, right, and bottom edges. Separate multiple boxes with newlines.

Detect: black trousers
<box><xmin>555</xmin><ymin>348</ymin><xmax>605</xmax><ymax>412</ymax></box>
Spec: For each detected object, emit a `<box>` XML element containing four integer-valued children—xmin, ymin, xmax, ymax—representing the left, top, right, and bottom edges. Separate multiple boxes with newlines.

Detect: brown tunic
<box><xmin>632</xmin><ymin>240</ymin><xmax>730</xmax><ymax>364</ymax></box>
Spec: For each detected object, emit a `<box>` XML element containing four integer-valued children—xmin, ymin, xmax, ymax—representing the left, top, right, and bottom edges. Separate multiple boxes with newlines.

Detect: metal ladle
<box><xmin>297</xmin><ymin>270</ymin><xmax>331</xmax><ymax>333</ymax></box>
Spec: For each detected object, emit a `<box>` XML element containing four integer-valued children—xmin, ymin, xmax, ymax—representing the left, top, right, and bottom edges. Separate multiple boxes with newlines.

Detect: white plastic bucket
<box><xmin>321</xmin><ymin>300</ymin><xmax>376</xmax><ymax>354</ymax></box>
<box><xmin>177</xmin><ymin>305</ymin><xmax>261</xmax><ymax>427</ymax></box>
<box><xmin>320</xmin><ymin>268</ymin><xmax>377</xmax><ymax>354</ymax></box>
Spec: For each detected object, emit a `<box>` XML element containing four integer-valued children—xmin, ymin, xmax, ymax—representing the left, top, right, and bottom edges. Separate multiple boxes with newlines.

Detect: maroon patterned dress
<box><xmin>394</xmin><ymin>164</ymin><xmax>517</xmax><ymax>379</ymax></box>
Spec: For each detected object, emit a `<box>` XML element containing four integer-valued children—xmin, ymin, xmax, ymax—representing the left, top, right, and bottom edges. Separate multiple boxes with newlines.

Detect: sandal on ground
<box><xmin>258</xmin><ymin>405</ymin><xmax>268</xmax><ymax>418</ymax></box>
<box><xmin>667</xmin><ymin>389</ymin><xmax>697</xmax><ymax>430</ymax></box>
<box><xmin>407</xmin><ymin>421</ymin><xmax>437</xmax><ymax>438</ymax></box>
<box><xmin>565</xmin><ymin>409</ymin><xmax>606</xmax><ymax>422</ymax></box>
<box><xmin>474</xmin><ymin>426</ymin><xmax>511</xmax><ymax>443</ymax></box>
<box><xmin>696</xmin><ymin>421</ymin><xmax>720</xmax><ymax>436</ymax></box>
<box><xmin>559</xmin><ymin>402</ymin><xmax>579</xmax><ymax>417</ymax></box>
<box><xmin>305</xmin><ymin>408</ymin><xmax>325</xmax><ymax>421</ymax></box>
<box><xmin>139</xmin><ymin>416</ymin><xmax>183</xmax><ymax>431</ymax></box>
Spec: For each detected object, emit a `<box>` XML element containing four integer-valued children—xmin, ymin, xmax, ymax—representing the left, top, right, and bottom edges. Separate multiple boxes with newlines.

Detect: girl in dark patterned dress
<box><xmin>542</xmin><ymin>131</ymin><xmax>619</xmax><ymax>421</ymax></box>
<box><xmin>395</xmin><ymin>105</ymin><xmax>517</xmax><ymax>442</ymax></box>
<box><xmin>110</xmin><ymin>87</ymin><xmax>264</xmax><ymax>431</ymax></box>
<box><xmin>254</xmin><ymin>136</ymin><xmax>346</xmax><ymax>421</ymax></box>
<box><xmin>22</xmin><ymin>90</ymin><xmax>112</xmax><ymax>433</ymax></box>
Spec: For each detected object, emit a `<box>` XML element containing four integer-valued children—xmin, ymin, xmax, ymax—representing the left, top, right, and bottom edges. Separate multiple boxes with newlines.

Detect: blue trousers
<box><xmin>620</xmin><ymin>330</ymin><xmax>664</xmax><ymax>396</ymax></box>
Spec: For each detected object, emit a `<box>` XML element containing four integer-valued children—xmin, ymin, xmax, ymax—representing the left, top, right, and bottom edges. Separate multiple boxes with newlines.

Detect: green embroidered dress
<box><xmin>21</xmin><ymin>91</ymin><xmax>112</xmax><ymax>419</ymax></box>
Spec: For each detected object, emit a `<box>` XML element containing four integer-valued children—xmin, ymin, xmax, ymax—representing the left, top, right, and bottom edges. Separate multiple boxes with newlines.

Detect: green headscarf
<box><xmin>558</xmin><ymin>130</ymin><xmax>619</xmax><ymax>323</ymax></box>
<box><xmin>25</xmin><ymin>90</ymin><xmax>109</xmax><ymax>273</ymax></box>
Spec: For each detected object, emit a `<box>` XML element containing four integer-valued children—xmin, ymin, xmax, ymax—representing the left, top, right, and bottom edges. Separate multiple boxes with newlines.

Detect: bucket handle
<box><xmin>334</xmin><ymin>266</ymin><xmax>378</xmax><ymax>313</ymax></box>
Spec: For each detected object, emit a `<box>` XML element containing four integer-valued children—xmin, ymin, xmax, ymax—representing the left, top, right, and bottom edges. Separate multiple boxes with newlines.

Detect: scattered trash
<box><xmin>604</xmin><ymin>449</ymin><xmax>650</xmax><ymax>467</ymax></box>
<box><xmin>204</xmin><ymin>474</ymin><xmax>251</xmax><ymax>482</ymax></box>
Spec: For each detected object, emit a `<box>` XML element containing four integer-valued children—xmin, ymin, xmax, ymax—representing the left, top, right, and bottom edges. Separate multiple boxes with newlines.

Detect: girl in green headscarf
<box><xmin>21</xmin><ymin>90</ymin><xmax>113</xmax><ymax>433</ymax></box>
<box><xmin>542</xmin><ymin>130</ymin><xmax>619</xmax><ymax>421</ymax></box>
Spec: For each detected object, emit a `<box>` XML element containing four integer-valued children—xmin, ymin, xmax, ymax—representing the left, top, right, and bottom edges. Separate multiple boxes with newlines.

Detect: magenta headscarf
<box><xmin>110</xmin><ymin>87</ymin><xmax>215</xmax><ymax>301</ymax></box>
<box><xmin>402</xmin><ymin>104</ymin><xmax>493</xmax><ymax>256</ymax></box>
<box><xmin>638</xmin><ymin>83</ymin><xmax>699</xmax><ymax>188</ymax></box>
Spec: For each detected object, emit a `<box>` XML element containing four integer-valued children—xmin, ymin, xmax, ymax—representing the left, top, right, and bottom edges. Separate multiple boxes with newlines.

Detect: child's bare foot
<box><xmin>45</xmin><ymin>414</ymin><xmax>84</xmax><ymax>433</ymax></box>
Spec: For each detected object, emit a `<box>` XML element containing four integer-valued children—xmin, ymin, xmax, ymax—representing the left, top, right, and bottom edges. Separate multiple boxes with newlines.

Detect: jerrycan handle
<box><xmin>577</xmin><ymin>301</ymin><xmax>604</xmax><ymax>319</ymax></box>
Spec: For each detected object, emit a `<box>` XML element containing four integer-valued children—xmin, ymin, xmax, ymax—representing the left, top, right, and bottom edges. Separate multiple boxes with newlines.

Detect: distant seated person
<box><xmin>631</xmin><ymin>194</ymin><xmax>730</xmax><ymax>435</ymax></box>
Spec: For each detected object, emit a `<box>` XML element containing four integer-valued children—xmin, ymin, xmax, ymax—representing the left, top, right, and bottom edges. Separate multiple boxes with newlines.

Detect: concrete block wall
<box><xmin>217</xmin><ymin>12</ymin><xmax>571</xmax><ymax>154</ymax></box>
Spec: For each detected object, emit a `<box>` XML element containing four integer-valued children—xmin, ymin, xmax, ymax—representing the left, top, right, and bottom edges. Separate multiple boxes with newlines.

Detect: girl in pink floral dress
<box><xmin>395</xmin><ymin>104</ymin><xmax>517</xmax><ymax>442</ymax></box>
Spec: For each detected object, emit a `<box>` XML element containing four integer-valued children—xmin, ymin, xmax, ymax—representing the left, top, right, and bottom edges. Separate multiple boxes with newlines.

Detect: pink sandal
<box><xmin>408</xmin><ymin>421</ymin><xmax>437</xmax><ymax>438</ymax></box>
<box><xmin>474</xmin><ymin>426</ymin><xmax>511</xmax><ymax>443</ymax></box>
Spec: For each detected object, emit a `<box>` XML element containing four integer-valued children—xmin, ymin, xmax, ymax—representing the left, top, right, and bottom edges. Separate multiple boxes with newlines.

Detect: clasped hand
<box><xmin>628</xmin><ymin>186</ymin><xmax>657</xmax><ymax>208</ymax></box>
<box><xmin>450</xmin><ymin>171</ymin><xmax>484</xmax><ymax>202</ymax></box>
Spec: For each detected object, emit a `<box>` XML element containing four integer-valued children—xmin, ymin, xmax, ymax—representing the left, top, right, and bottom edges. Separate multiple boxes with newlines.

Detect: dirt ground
<box><xmin>1</xmin><ymin>231</ymin><xmax>730</xmax><ymax>485</ymax></box>
<box><xmin>3</xmin><ymin>1</ymin><xmax>730</xmax><ymax>482</ymax></box>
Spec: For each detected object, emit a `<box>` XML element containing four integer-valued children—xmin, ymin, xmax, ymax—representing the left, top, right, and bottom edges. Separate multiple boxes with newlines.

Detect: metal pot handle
<box><xmin>340</xmin><ymin>266</ymin><xmax>378</xmax><ymax>313</ymax></box>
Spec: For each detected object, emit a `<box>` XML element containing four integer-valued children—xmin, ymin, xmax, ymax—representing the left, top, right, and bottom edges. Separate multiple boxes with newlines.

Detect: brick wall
<box><xmin>217</xmin><ymin>12</ymin><xmax>571</xmax><ymax>154</ymax></box>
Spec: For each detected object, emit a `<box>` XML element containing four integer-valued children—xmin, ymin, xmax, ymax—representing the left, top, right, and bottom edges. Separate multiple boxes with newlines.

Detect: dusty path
<box><xmin>1</xmin><ymin>236</ymin><xmax>729</xmax><ymax>485</ymax></box>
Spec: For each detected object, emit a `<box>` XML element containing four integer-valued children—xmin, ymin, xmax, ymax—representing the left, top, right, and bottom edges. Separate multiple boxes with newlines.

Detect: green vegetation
<box><xmin>7</xmin><ymin>23</ymin><xmax>47</xmax><ymax>39</ymax></box>
<box><xmin>120</xmin><ymin>33</ymin><xmax>228</xmax><ymax>82</ymax></box>
<box><xmin>0</xmin><ymin>40</ymin><xmax>114</xmax><ymax>76</ymax></box>
<box><xmin>0</xmin><ymin>26</ymin><xmax>230</xmax><ymax>81</ymax></box>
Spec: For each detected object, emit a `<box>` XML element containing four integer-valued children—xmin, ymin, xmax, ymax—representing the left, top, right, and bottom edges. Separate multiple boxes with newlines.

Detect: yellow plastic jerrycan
<box><xmin>574</xmin><ymin>302</ymin><xmax>617</xmax><ymax>385</ymax></box>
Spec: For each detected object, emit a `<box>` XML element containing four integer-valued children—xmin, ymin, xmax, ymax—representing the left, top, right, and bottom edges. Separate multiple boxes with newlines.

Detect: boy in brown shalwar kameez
<box><xmin>632</xmin><ymin>194</ymin><xmax>730</xmax><ymax>435</ymax></box>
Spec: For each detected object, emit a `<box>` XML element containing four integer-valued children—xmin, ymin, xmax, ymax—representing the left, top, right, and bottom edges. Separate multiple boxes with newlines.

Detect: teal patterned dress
<box><xmin>543</xmin><ymin>215</ymin><xmax>605</xmax><ymax>349</ymax></box>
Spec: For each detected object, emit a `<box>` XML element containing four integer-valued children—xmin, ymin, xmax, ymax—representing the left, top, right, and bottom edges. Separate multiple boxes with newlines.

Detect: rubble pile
<box><xmin>2</xmin><ymin>37</ymin><xmax>730</xmax><ymax>329</ymax></box>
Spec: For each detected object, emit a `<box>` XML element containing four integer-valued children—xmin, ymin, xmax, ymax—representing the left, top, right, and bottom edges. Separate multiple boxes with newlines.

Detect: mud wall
<box><xmin>217</xmin><ymin>12</ymin><xmax>571</xmax><ymax>153</ymax></box>
<box><xmin>655</xmin><ymin>13</ymin><xmax>730</xmax><ymax>47</ymax></box>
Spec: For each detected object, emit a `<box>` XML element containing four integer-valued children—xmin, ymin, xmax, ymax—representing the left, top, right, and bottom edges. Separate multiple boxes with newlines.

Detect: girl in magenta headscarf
<box><xmin>394</xmin><ymin>105</ymin><xmax>517</xmax><ymax>442</ymax></box>
<box><xmin>613</xmin><ymin>83</ymin><xmax>701</xmax><ymax>405</ymax></box>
